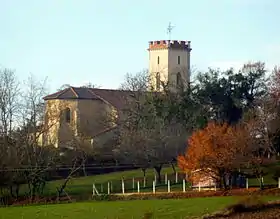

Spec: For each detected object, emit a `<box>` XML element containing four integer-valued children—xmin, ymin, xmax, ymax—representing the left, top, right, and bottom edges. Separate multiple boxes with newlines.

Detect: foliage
<box><xmin>193</xmin><ymin>62</ymin><xmax>267</xmax><ymax>125</ymax></box>
<box><xmin>178</xmin><ymin>122</ymin><xmax>252</xmax><ymax>189</ymax></box>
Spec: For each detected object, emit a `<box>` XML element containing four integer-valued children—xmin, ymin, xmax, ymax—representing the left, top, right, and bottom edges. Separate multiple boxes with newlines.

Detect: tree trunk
<box><xmin>9</xmin><ymin>185</ymin><xmax>15</xmax><ymax>198</ymax></box>
<box><xmin>221</xmin><ymin>175</ymin><xmax>229</xmax><ymax>190</ymax></box>
<box><xmin>15</xmin><ymin>184</ymin><xmax>20</xmax><ymax>199</ymax></box>
<box><xmin>258</xmin><ymin>175</ymin><xmax>264</xmax><ymax>190</ymax></box>
<box><xmin>171</xmin><ymin>163</ymin><xmax>176</xmax><ymax>175</ymax></box>
<box><xmin>82</xmin><ymin>163</ymin><xmax>87</xmax><ymax>177</ymax></box>
<box><xmin>154</xmin><ymin>165</ymin><xmax>162</xmax><ymax>183</ymax></box>
<box><xmin>141</xmin><ymin>168</ymin><xmax>146</xmax><ymax>177</ymax></box>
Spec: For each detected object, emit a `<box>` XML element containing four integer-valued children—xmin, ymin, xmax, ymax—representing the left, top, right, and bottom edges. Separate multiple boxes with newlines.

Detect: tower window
<box><xmin>178</xmin><ymin>56</ymin><xmax>180</xmax><ymax>65</ymax></box>
<box><xmin>176</xmin><ymin>72</ymin><xmax>182</xmax><ymax>87</ymax></box>
<box><xmin>157</xmin><ymin>56</ymin><xmax>160</xmax><ymax>64</ymax></box>
<box><xmin>156</xmin><ymin>72</ymin><xmax>160</xmax><ymax>90</ymax></box>
<box><xmin>65</xmin><ymin>107</ymin><xmax>71</xmax><ymax>123</ymax></box>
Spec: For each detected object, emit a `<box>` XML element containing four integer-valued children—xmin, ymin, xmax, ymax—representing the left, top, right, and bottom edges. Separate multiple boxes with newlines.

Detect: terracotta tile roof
<box><xmin>43</xmin><ymin>87</ymin><xmax>134</xmax><ymax>110</ymax></box>
<box><xmin>89</xmin><ymin>88</ymin><xmax>133</xmax><ymax>110</ymax></box>
<box><xmin>43</xmin><ymin>87</ymin><xmax>100</xmax><ymax>100</ymax></box>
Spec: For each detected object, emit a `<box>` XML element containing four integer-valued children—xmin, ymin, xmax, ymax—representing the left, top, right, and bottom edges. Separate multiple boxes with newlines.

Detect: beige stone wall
<box><xmin>149</xmin><ymin>48</ymin><xmax>169</xmax><ymax>90</ymax></box>
<box><xmin>44</xmin><ymin>99</ymin><xmax>78</xmax><ymax>147</ymax></box>
<box><xmin>168</xmin><ymin>49</ymin><xmax>190</xmax><ymax>87</ymax></box>
<box><xmin>76</xmin><ymin>99</ymin><xmax>116</xmax><ymax>137</ymax></box>
<box><xmin>43</xmin><ymin>98</ymin><xmax>118</xmax><ymax>147</ymax></box>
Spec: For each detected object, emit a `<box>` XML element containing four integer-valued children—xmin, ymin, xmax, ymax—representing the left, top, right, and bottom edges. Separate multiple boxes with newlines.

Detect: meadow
<box><xmin>1</xmin><ymin>165</ymin><xmax>280</xmax><ymax>218</ymax></box>
<box><xmin>37</xmin><ymin>165</ymin><xmax>279</xmax><ymax>198</ymax></box>
<box><xmin>1</xmin><ymin>196</ymin><xmax>280</xmax><ymax>219</ymax></box>
<box><xmin>0</xmin><ymin>197</ymin><xmax>261</xmax><ymax>219</ymax></box>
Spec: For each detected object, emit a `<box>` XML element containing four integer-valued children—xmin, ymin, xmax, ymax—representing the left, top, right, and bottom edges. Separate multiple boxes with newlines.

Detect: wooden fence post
<box><xmin>183</xmin><ymin>179</ymin><xmax>186</xmax><ymax>192</ymax></box>
<box><xmin>122</xmin><ymin>179</ymin><xmax>125</xmax><ymax>194</ymax></box>
<box><xmin>167</xmin><ymin>180</ymin><xmax>170</xmax><ymax>193</ymax></box>
<box><xmin>132</xmin><ymin>177</ymin><xmax>135</xmax><ymax>190</ymax></box>
<box><xmin>137</xmin><ymin>181</ymin><xmax>140</xmax><ymax>193</ymax></box>
<box><xmin>107</xmin><ymin>182</ymin><xmax>110</xmax><ymax>194</ymax></box>
<box><xmin>143</xmin><ymin>177</ymin><xmax>146</xmax><ymax>188</ymax></box>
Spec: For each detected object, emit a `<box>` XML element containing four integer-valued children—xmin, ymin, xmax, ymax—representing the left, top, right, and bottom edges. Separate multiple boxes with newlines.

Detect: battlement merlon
<box><xmin>148</xmin><ymin>40</ymin><xmax>192</xmax><ymax>51</ymax></box>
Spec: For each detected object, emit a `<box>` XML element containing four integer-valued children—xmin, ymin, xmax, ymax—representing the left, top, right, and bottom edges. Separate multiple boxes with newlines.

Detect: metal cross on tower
<box><xmin>167</xmin><ymin>22</ymin><xmax>175</xmax><ymax>40</ymax></box>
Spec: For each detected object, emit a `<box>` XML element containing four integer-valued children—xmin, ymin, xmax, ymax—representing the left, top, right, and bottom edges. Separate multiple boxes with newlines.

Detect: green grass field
<box><xmin>2</xmin><ymin>164</ymin><xmax>279</xmax><ymax>200</ymax></box>
<box><xmin>1</xmin><ymin>196</ymin><xmax>279</xmax><ymax>219</ymax></box>
<box><xmin>42</xmin><ymin>166</ymin><xmax>186</xmax><ymax>196</ymax></box>
<box><xmin>0</xmin><ymin>197</ymin><xmax>257</xmax><ymax>219</ymax></box>
<box><xmin>1</xmin><ymin>165</ymin><xmax>280</xmax><ymax>218</ymax></box>
<box><xmin>32</xmin><ymin>165</ymin><xmax>279</xmax><ymax>197</ymax></box>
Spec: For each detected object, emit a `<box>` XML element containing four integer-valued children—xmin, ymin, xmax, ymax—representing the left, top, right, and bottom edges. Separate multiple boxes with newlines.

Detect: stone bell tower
<box><xmin>148</xmin><ymin>40</ymin><xmax>192</xmax><ymax>92</ymax></box>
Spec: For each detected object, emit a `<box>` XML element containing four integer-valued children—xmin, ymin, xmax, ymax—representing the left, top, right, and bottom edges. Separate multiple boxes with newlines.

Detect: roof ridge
<box><xmin>43</xmin><ymin>87</ymin><xmax>71</xmax><ymax>99</ymax></box>
<box><xmin>90</xmin><ymin>88</ymin><xmax>130</xmax><ymax>92</ymax></box>
<box><xmin>88</xmin><ymin>89</ymin><xmax>113</xmax><ymax>107</ymax></box>
<box><xmin>56</xmin><ymin>87</ymin><xmax>73</xmax><ymax>98</ymax></box>
<box><xmin>71</xmin><ymin>87</ymin><xmax>79</xmax><ymax>98</ymax></box>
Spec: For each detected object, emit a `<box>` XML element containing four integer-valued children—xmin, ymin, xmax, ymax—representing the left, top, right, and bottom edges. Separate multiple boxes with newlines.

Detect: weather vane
<box><xmin>167</xmin><ymin>22</ymin><xmax>175</xmax><ymax>40</ymax></box>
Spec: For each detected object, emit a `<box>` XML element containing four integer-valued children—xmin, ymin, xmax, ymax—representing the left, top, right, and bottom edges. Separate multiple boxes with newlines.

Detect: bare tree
<box><xmin>0</xmin><ymin>68</ymin><xmax>20</xmax><ymax>136</ymax></box>
<box><xmin>0</xmin><ymin>68</ymin><xmax>22</xmax><ymax>202</ymax></box>
<box><xmin>14</xmin><ymin>74</ymin><xmax>59</xmax><ymax>200</ymax></box>
<box><xmin>241</xmin><ymin>99</ymin><xmax>278</xmax><ymax>189</ymax></box>
<box><xmin>55</xmin><ymin>139</ymin><xmax>89</xmax><ymax>201</ymax></box>
<box><xmin>119</xmin><ymin>70</ymin><xmax>150</xmax><ymax>92</ymax></box>
<box><xmin>81</xmin><ymin>82</ymin><xmax>101</xmax><ymax>88</ymax></box>
<box><xmin>118</xmin><ymin>71</ymin><xmax>187</xmax><ymax>182</ymax></box>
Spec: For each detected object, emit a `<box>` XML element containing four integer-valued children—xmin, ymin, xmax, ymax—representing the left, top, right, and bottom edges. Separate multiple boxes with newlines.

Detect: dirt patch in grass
<box><xmin>202</xmin><ymin>197</ymin><xmax>280</xmax><ymax>219</ymax></box>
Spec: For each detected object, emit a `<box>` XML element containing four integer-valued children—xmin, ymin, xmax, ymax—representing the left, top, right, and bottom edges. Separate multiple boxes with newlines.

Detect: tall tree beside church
<box><xmin>118</xmin><ymin>71</ymin><xmax>186</xmax><ymax>181</ymax></box>
<box><xmin>194</xmin><ymin>61</ymin><xmax>267</xmax><ymax>125</ymax></box>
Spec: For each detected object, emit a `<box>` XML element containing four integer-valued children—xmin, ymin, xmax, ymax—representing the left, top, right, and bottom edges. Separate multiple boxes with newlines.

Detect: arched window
<box><xmin>65</xmin><ymin>107</ymin><xmax>71</xmax><ymax>123</ymax></box>
<box><xmin>156</xmin><ymin>72</ymin><xmax>160</xmax><ymax>90</ymax></box>
<box><xmin>176</xmin><ymin>72</ymin><xmax>182</xmax><ymax>87</ymax></box>
<box><xmin>157</xmin><ymin>56</ymin><xmax>160</xmax><ymax>64</ymax></box>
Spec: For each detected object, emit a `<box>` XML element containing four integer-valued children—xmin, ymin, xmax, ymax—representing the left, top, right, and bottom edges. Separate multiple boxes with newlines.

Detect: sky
<box><xmin>1</xmin><ymin>0</ymin><xmax>280</xmax><ymax>93</ymax></box>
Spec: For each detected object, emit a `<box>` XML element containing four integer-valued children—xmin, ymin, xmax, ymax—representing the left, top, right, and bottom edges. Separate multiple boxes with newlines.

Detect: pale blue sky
<box><xmin>1</xmin><ymin>0</ymin><xmax>279</xmax><ymax>93</ymax></box>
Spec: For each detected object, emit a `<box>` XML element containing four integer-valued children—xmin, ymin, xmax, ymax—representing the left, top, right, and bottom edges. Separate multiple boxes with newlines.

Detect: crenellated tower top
<box><xmin>148</xmin><ymin>40</ymin><xmax>192</xmax><ymax>51</ymax></box>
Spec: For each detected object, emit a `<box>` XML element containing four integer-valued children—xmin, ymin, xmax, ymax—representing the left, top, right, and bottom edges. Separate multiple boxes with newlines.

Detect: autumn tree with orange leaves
<box><xmin>178</xmin><ymin>122</ymin><xmax>252</xmax><ymax>189</ymax></box>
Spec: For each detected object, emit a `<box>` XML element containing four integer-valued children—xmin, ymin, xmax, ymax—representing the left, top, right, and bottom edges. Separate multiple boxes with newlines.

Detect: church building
<box><xmin>41</xmin><ymin>40</ymin><xmax>192</xmax><ymax>148</ymax></box>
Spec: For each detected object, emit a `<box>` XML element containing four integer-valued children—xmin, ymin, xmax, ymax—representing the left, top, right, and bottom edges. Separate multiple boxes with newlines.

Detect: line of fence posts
<box><xmin>93</xmin><ymin>172</ymin><xmax>280</xmax><ymax>195</ymax></box>
<box><xmin>92</xmin><ymin>172</ymin><xmax>190</xmax><ymax>195</ymax></box>
<box><xmin>92</xmin><ymin>175</ymin><xmax>280</xmax><ymax>196</ymax></box>
<box><xmin>92</xmin><ymin>179</ymin><xmax>187</xmax><ymax>196</ymax></box>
